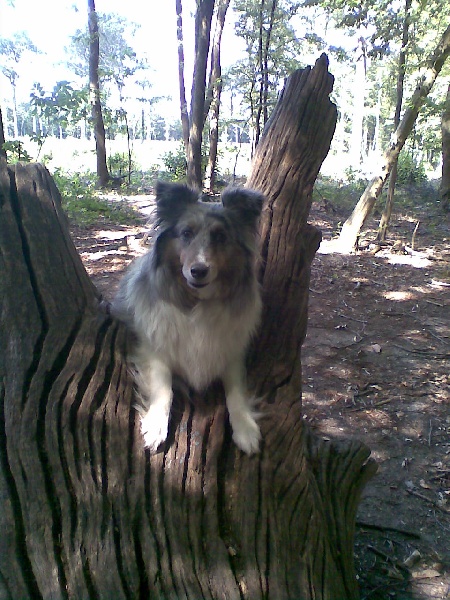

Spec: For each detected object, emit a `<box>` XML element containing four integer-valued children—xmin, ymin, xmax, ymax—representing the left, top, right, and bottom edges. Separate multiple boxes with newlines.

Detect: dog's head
<box><xmin>153</xmin><ymin>181</ymin><xmax>264</xmax><ymax>301</ymax></box>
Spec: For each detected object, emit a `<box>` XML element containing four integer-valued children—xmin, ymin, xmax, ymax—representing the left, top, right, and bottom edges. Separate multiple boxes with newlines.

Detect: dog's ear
<box><xmin>155</xmin><ymin>181</ymin><xmax>199</xmax><ymax>225</ymax></box>
<box><xmin>221</xmin><ymin>187</ymin><xmax>264</xmax><ymax>228</ymax></box>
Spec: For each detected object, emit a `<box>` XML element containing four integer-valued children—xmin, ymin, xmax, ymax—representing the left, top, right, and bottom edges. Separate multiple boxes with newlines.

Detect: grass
<box><xmin>55</xmin><ymin>165</ymin><xmax>444</xmax><ymax>231</ymax></box>
<box><xmin>314</xmin><ymin>174</ymin><xmax>443</xmax><ymax>217</ymax></box>
<box><xmin>52</xmin><ymin>168</ymin><xmax>145</xmax><ymax>227</ymax></box>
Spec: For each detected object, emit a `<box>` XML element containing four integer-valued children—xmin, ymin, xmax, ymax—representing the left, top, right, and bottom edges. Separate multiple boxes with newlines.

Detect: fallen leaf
<box><xmin>419</xmin><ymin>479</ymin><xmax>432</xmax><ymax>489</ymax></box>
<box><xmin>367</xmin><ymin>344</ymin><xmax>382</xmax><ymax>353</ymax></box>
<box><xmin>403</xmin><ymin>549</ymin><xmax>421</xmax><ymax>568</ymax></box>
<box><xmin>412</xmin><ymin>569</ymin><xmax>441</xmax><ymax>579</ymax></box>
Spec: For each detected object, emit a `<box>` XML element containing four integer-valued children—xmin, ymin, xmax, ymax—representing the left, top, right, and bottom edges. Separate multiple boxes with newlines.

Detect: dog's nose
<box><xmin>190</xmin><ymin>263</ymin><xmax>209</xmax><ymax>280</ymax></box>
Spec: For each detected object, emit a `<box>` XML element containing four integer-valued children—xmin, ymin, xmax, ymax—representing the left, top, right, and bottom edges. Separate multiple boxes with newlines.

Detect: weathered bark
<box><xmin>248</xmin><ymin>54</ymin><xmax>341</xmax><ymax>394</ymax></box>
<box><xmin>337</xmin><ymin>22</ymin><xmax>450</xmax><ymax>253</ymax></box>
<box><xmin>441</xmin><ymin>83</ymin><xmax>450</xmax><ymax>210</ymax></box>
<box><xmin>0</xmin><ymin>55</ymin><xmax>377</xmax><ymax>600</ymax></box>
<box><xmin>377</xmin><ymin>0</ymin><xmax>412</xmax><ymax>241</ymax></box>
<box><xmin>88</xmin><ymin>0</ymin><xmax>110</xmax><ymax>187</ymax></box>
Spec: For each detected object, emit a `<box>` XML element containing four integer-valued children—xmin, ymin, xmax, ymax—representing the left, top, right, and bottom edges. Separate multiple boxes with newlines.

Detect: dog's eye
<box><xmin>211</xmin><ymin>229</ymin><xmax>227</xmax><ymax>245</ymax></box>
<box><xmin>180</xmin><ymin>228</ymin><xmax>194</xmax><ymax>242</ymax></box>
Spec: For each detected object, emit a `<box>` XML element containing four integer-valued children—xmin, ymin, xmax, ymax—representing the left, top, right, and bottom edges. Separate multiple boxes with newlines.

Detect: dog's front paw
<box><xmin>231</xmin><ymin>412</ymin><xmax>261</xmax><ymax>455</ymax></box>
<box><xmin>139</xmin><ymin>405</ymin><xmax>170</xmax><ymax>453</ymax></box>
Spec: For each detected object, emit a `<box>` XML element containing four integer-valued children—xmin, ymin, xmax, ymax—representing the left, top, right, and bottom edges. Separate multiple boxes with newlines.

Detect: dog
<box><xmin>112</xmin><ymin>180</ymin><xmax>264</xmax><ymax>455</ymax></box>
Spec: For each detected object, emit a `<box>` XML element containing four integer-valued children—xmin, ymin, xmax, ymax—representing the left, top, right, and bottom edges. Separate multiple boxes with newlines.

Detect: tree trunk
<box><xmin>441</xmin><ymin>83</ymin><xmax>450</xmax><ymax>210</ymax></box>
<box><xmin>377</xmin><ymin>0</ymin><xmax>412</xmax><ymax>241</ymax></box>
<box><xmin>204</xmin><ymin>0</ymin><xmax>231</xmax><ymax>193</ymax></box>
<box><xmin>348</xmin><ymin>37</ymin><xmax>367</xmax><ymax>166</ymax></box>
<box><xmin>0</xmin><ymin>55</ymin><xmax>377</xmax><ymax>600</ymax></box>
<box><xmin>176</xmin><ymin>0</ymin><xmax>190</xmax><ymax>153</ymax></box>
<box><xmin>88</xmin><ymin>0</ymin><xmax>110</xmax><ymax>187</ymax></box>
<box><xmin>186</xmin><ymin>0</ymin><xmax>215</xmax><ymax>189</ymax></box>
<box><xmin>0</xmin><ymin>105</ymin><xmax>6</xmax><ymax>160</ymax></box>
<box><xmin>337</xmin><ymin>22</ymin><xmax>450</xmax><ymax>253</ymax></box>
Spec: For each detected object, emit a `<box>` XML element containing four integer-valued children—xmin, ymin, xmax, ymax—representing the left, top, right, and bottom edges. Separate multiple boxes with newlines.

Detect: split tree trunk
<box><xmin>0</xmin><ymin>55</ymin><xmax>377</xmax><ymax>600</ymax></box>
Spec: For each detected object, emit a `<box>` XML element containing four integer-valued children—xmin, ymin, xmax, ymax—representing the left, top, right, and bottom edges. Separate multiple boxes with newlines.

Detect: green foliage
<box><xmin>395</xmin><ymin>152</ymin><xmax>427</xmax><ymax>185</ymax></box>
<box><xmin>314</xmin><ymin>175</ymin><xmax>367</xmax><ymax>213</ymax></box>
<box><xmin>229</xmin><ymin>0</ymin><xmax>307</xmax><ymax>140</ymax></box>
<box><xmin>52</xmin><ymin>169</ymin><xmax>143</xmax><ymax>226</ymax></box>
<box><xmin>0</xmin><ymin>32</ymin><xmax>39</xmax><ymax>63</ymax></box>
<box><xmin>160</xmin><ymin>142</ymin><xmax>213</xmax><ymax>183</ymax></box>
<box><xmin>67</xmin><ymin>13</ymin><xmax>147</xmax><ymax>86</ymax></box>
<box><xmin>108</xmin><ymin>151</ymin><xmax>133</xmax><ymax>178</ymax></box>
<box><xmin>29</xmin><ymin>81</ymin><xmax>89</xmax><ymax>147</ymax></box>
<box><xmin>160</xmin><ymin>144</ymin><xmax>188</xmax><ymax>181</ymax></box>
<box><xmin>0</xmin><ymin>32</ymin><xmax>40</xmax><ymax>85</ymax></box>
<box><xmin>2</xmin><ymin>140</ymin><xmax>32</xmax><ymax>162</ymax></box>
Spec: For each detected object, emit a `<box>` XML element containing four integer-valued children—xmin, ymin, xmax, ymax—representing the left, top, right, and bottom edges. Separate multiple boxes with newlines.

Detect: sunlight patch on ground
<box><xmin>80</xmin><ymin>249</ymin><xmax>129</xmax><ymax>261</ymax></box>
<box><xmin>384</xmin><ymin>290</ymin><xmax>415</xmax><ymax>301</ymax></box>
<box><xmin>385</xmin><ymin>253</ymin><xmax>433</xmax><ymax>268</ymax></box>
<box><xmin>317</xmin><ymin>239</ymin><xmax>344</xmax><ymax>254</ymax></box>
<box><xmin>95</xmin><ymin>230</ymin><xmax>131</xmax><ymax>240</ymax></box>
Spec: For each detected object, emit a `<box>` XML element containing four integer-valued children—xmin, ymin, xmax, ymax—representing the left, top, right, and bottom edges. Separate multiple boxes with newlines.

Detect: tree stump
<box><xmin>0</xmin><ymin>55</ymin><xmax>377</xmax><ymax>600</ymax></box>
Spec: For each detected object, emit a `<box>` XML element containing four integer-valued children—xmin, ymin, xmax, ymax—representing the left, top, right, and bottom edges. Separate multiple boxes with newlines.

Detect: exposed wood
<box><xmin>0</xmin><ymin>54</ymin><xmax>377</xmax><ymax>599</ymax></box>
<box><xmin>248</xmin><ymin>54</ymin><xmax>339</xmax><ymax>394</ymax></box>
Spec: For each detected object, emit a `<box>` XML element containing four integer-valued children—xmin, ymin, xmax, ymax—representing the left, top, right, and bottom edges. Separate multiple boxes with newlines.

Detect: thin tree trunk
<box><xmin>0</xmin><ymin>55</ymin><xmax>378</xmax><ymax>599</ymax></box>
<box><xmin>378</xmin><ymin>0</ymin><xmax>412</xmax><ymax>241</ymax></box>
<box><xmin>372</xmin><ymin>70</ymin><xmax>382</xmax><ymax>155</ymax></box>
<box><xmin>88</xmin><ymin>0</ymin><xmax>110</xmax><ymax>187</ymax></box>
<box><xmin>204</xmin><ymin>0</ymin><xmax>231</xmax><ymax>193</ymax></box>
<box><xmin>441</xmin><ymin>83</ymin><xmax>450</xmax><ymax>210</ymax></box>
<box><xmin>12</xmin><ymin>81</ymin><xmax>19</xmax><ymax>139</ymax></box>
<box><xmin>176</xmin><ymin>0</ymin><xmax>190</xmax><ymax>153</ymax></box>
<box><xmin>254</xmin><ymin>0</ymin><xmax>265</xmax><ymax>148</ymax></box>
<box><xmin>262</xmin><ymin>0</ymin><xmax>276</xmax><ymax>127</ymax></box>
<box><xmin>337</xmin><ymin>22</ymin><xmax>450</xmax><ymax>253</ymax></box>
<box><xmin>186</xmin><ymin>0</ymin><xmax>215</xmax><ymax>189</ymax></box>
<box><xmin>0</xmin><ymin>106</ymin><xmax>6</xmax><ymax>160</ymax></box>
<box><xmin>349</xmin><ymin>37</ymin><xmax>367</xmax><ymax>166</ymax></box>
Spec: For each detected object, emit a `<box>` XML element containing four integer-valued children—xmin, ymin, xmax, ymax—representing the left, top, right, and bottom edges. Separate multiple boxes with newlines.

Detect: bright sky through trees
<box><xmin>0</xmin><ymin>0</ymin><xmax>244</xmax><ymax>118</ymax></box>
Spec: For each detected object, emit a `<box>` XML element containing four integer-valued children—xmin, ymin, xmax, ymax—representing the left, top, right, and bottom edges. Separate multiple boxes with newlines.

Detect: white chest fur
<box><xmin>134</xmin><ymin>297</ymin><xmax>261</xmax><ymax>391</ymax></box>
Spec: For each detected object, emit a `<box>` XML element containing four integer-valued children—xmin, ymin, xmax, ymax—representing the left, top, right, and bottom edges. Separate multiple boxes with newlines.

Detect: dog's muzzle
<box><xmin>188</xmin><ymin>262</ymin><xmax>210</xmax><ymax>288</ymax></box>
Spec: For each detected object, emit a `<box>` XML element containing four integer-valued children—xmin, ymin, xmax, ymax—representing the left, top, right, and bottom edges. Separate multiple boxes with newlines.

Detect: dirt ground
<box><xmin>70</xmin><ymin>191</ymin><xmax>450</xmax><ymax>600</ymax></box>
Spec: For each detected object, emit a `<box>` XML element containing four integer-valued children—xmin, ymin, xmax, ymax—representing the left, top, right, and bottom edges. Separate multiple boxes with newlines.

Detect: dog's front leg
<box><xmin>223</xmin><ymin>358</ymin><xmax>261</xmax><ymax>455</ymax></box>
<box><xmin>134</xmin><ymin>351</ymin><xmax>173</xmax><ymax>453</ymax></box>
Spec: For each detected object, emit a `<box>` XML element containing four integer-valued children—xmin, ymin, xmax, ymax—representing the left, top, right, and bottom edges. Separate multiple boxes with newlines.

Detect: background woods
<box><xmin>1</xmin><ymin>1</ymin><xmax>450</xmax><ymax>598</ymax></box>
<box><xmin>1</xmin><ymin>0</ymin><xmax>449</xmax><ymax>201</ymax></box>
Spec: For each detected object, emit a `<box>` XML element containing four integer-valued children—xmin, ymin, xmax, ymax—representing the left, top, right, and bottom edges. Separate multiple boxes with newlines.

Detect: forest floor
<box><xmin>70</xmin><ymin>187</ymin><xmax>450</xmax><ymax>600</ymax></box>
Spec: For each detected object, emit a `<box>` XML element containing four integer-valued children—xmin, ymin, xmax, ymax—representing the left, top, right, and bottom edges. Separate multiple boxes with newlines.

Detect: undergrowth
<box><xmin>52</xmin><ymin>169</ymin><xmax>144</xmax><ymax>227</ymax></box>
<box><xmin>314</xmin><ymin>175</ymin><xmax>441</xmax><ymax>218</ymax></box>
